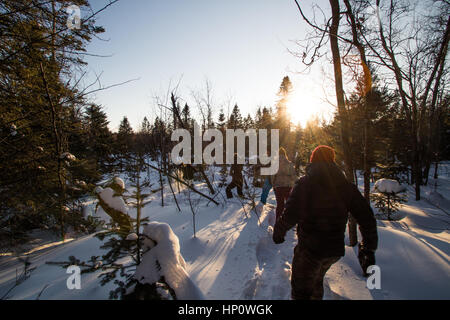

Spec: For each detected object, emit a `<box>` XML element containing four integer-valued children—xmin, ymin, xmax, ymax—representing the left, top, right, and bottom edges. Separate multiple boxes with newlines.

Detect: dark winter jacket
<box><xmin>230</xmin><ymin>163</ymin><xmax>243</xmax><ymax>184</ymax></box>
<box><xmin>274</xmin><ymin>162</ymin><xmax>378</xmax><ymax>258</ymax></box>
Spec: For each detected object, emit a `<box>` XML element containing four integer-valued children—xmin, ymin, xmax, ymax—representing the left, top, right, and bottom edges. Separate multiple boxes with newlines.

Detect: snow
<box><xmin>96</xmin><ymin>187</ymin><xmax>127</xmax><ymax>215</ymax></box>
<box><xmin>373</xmin><ymin>178</ymin><xmax>406</xmax><ymax>194</ymax></box>
<box><xmin>0</xmin><ymin>163</ymin><xmax>449</xmax><ymax>300</ymax></box>
<box><xmin>424</xmin><ymin>190</ymin><xmax>450</xmax><ymax>213</ymax></box>
<box><xmin>74</xmin><ymin>180</ymin><xmax>86</xmax><ymax>188</ymax></box>
<box><xmin>135</xmin><ymin>222</ymin><xmax>204</xmax><ymax>300</ymax></box>
<box><xmin>59</xmin><ymin>152</ymin><xmax>76</xmax><ymax>161</ymax></box>
<box><xmin>326</xmin><ymin>225</ymin><xmax>449</xmax><ymax>299</ymax></box>
<box><xmin>0</xmin><ymin>235</ymin><xmax>114</xmax><ymax>299</ymax></box>
<box><xmin>113</xmin><ymin>177</ymin><xmax>125</xmax><ymax>191</ymax></box>
<box><xmin>125</xmin><ymin>233</ymin><xmax>138</xmax><ymax>241</ymax></box>
<box><xmin>10</xmin><ymin>125</ymin><xmax>17</xmax><ymax>136</ymax></box>
<box><xmin>94</xmin><ymin>186</ymin><xmax>103</xmax><ymax>195</ymax></box>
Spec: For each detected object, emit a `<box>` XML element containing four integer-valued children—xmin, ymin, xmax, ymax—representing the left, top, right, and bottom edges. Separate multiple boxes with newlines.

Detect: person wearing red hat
<box><xmin>272</xmin><ymin>145</ymin><xmax>378</xmax><ymax>300</ymax></box>
<box><xmin>309</xmin><ymin>145</ymin><xmax>336</xmax><ymax>163</ymax></box>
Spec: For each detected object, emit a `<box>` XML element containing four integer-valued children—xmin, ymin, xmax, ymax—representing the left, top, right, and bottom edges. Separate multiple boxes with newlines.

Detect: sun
<box><xmin>287</xmin><ymin>88</ymin><xmax>332</xmax><ymax>128</ymax></box>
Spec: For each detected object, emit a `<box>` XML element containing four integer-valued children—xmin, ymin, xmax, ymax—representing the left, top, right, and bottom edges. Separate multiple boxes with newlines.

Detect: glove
<box><xmin>358</xmin><ymin>243</ymin><xmax>376</xmax><ymax>277</ymax></box>
<box><xmin>272</xmin><ymin>224</ymin><xmax>286</xmax><ymax>244</ymax></box>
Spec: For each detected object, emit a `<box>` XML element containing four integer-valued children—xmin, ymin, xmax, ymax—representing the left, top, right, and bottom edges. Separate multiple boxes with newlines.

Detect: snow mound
<box><xmin>373</xmin><ymin>226</ymin><xmax>450</xmax><ymax>299</ymax></box>
<box><xmin>373</xmin><ymin>179</ymin><xmax>406</xmax><ymax>194</ymax></box>
<box><xmin>134</xmin><ymin>222</ymin><xmax>204</xmax><ymax>300</ymax></box>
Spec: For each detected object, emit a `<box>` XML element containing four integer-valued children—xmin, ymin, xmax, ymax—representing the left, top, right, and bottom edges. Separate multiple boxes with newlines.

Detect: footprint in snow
<box><xmin>255</xmin><ymin>235</ymin><xmax>277</xmax><ymax>266</ymax></box>
<box><xmin>267</xmin><ymin>208</ymin><xmax>276</xmax><ymax>228</ymax></box>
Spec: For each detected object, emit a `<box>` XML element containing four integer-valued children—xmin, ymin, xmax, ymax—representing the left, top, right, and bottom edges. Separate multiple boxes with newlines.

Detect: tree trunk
<box><xmin>159</xmin><ymin>168</ymin><xmax>164</xmax><ymax>207</ymax></box>
<box><xmin>40</xmin><ymin>62</ymin><xmax>66</xmax><ymax>240</ymax></box>
<box><xmin>167</xmin><ymin>175</ymin><xmax>181</xmax><ymax>212</ymax></box>
<box><xmin>136</xmin><ymin>170</ymin><xmax>142</xmax><ymax>264</ymax></box>
<box><xmin>412</xmin><ymin>133</ymin><xmax>421</xmax><ymax>201</ymax></box>
<box><xmin>387</xmin><ymin>194</ymin><xmax>391</xmax><ymax>221</ymax></box>
<box><xmin>423</xmin><ymin>162</ymin><xmax>431</xmax><ymax>186</ymax></box>
<box><xmin>329</xmin><ymin>0</ymin><xmax>357</xmax><ymax>246</ymax></box>
<box><xmin>434</xmin><ymin>162</ymin><xmax>439</xmax><ymax>180</ymax></box>
<box><xmin>343</xmin><ymin>0</ymin><xmax>373</xmax><ymax>202</ymax></box>
<box><xmin>363</xmin><ymin>109</ymin><xmax>372</xmax><ymax>201</ymax></box>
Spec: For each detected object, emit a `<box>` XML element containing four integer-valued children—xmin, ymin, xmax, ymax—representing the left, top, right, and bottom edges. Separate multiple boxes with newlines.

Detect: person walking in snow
<box><xmin>226</xmin><ymin>154</ymin><xmax>244</xmax><ymax>199</ymax></box>
<box><xmin>272</xmin><ymin>147</ymin><xmax>297</xmax><ymax>221</ymax></box>
<box><xmin>258</xmin><ymin>161</ymin><xmax>274</xmax><ymax>205</ymax></box>
<box><xmin>260</xmin><ymin>176</ymin><xmax>273</xmax><ymax>205</ymax></box>
<box><xmin>272</xmin><ymin>145</ymin><xmax>378</xmax><ymax>300</ymax></box>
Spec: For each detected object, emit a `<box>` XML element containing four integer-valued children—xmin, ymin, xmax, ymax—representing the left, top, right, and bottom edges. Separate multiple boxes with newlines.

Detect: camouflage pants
<box><xmin>291</xmin><ymin>245</ymin><xmax>340</xmax><ymax>300</ymax></box>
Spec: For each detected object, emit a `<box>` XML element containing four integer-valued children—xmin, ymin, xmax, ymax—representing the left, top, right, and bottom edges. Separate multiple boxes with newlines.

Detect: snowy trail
<box><xmin>186</xmin><ymin>206</ymin><xmax>252</xmax><ymax>299</ymax></box>
<box><xmin>0</xmin><ymin>235</ymin><xmax>119</xmax><ymax>300</ymax></box>
<box><xmin>240</xmin><ymin>205</ymin><xmax>293</xmax><ymax>300</ymax></box>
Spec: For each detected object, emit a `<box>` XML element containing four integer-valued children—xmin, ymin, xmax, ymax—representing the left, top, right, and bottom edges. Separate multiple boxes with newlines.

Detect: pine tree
<box><xmin>217</xmin><ymin>109</ymin><xmax>228</xmax><ymax>186</ymax></box>
<box><xmin>0</xmin><ymin>0</ymin><xmax>107</xmax><ymax>241</ymax></box>
<box><xmin>256</xmin><ymin>107</ymin><xmax>273</xmax><ymax>130</ymax></box>
<box><xmin>84</xmin><ymin>104</ymin><xmax>113</xmax><ymax>175</ymax></box>
<box><xmin>50</xmin><ymin>177</ymin><xmax>177</xmax><ymax>300</ymax></box>
<box><xmin>228</xmin><ymin>104</ymin><xmax>243</xmax><ymax>129</ymax></box>
<box><xmin>140</xmin><ymin>117</ymin><xmax>152</xmax><ymax>134</ymax></box>
<box><xmin>275</xmin><ymin>76</ymin><xmax>293</xmax><ymax>147</ymax></box>
<box><xmin>217</xmin><ymin>109</ymin><xmax>226</xmax><ymax>131</ymax></box>
<box><xmin>371</xmin><ymin>183</ymin><xmax>407</xmax><ymax>221</ymax></box>
<box><xmin>118</xmin><ymin>117</ymin><xmax>134</xmax><ymax>139</ymax></box>
<box><xmin>243</xmin><ymin>114</ymin><xmax>254</xmax><ymax>130</ymax></box>
<box><xmin>181</xmin><ymin>104</ymin><xmax>192</xmax><ymax>130</ymax></box>
<box><xmin>116</xmin><ymin>116</ymin><xmax>135</xmax><ymax>172</ymax></box>
<box><xmin>255</xmin><ymin>108</ymin><xmax>263</xmax><ymax>126</ymax></box>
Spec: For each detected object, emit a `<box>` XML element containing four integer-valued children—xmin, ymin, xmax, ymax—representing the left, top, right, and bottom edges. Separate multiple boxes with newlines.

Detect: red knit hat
<box><xmin>310</xmin><ymin>145</ymin><xmax>336</xmax><ymax>163</ymax></box>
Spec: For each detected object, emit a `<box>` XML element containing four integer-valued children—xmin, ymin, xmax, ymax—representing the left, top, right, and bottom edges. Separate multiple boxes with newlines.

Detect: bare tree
<box><xmin>191</xmin><ymin>78</ymin><xmax>215</xmax><ymax>130</ymax></box>
<box><xmin>342</xmin><ymin>0</ymin><xmax>375</xmax><ymax>201</ymax></box>
<box><xmin>352</xmin><ymin>0</ymin><xmax>450</xmax><ymax>200</ymax></box>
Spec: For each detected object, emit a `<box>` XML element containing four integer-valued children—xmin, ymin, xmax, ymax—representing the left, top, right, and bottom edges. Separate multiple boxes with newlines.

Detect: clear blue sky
<box><xmin>84</xmin><ymin>0</ymin><xmax>333</xmax><ymax>131</ymax></box>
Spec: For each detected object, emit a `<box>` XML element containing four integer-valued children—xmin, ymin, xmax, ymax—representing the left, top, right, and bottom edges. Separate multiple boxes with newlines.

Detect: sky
<box><xmin>83</xmin><ymin>0</ymin><xmax>335</xmax><ymax>131</ymax></box>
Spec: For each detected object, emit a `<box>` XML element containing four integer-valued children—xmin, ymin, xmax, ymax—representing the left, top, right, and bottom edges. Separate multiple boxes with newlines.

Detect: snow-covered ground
<box><xmin>0</xmin><ymin>163</ymin><xmax>449</xmax><ymax>300</ymax></box>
